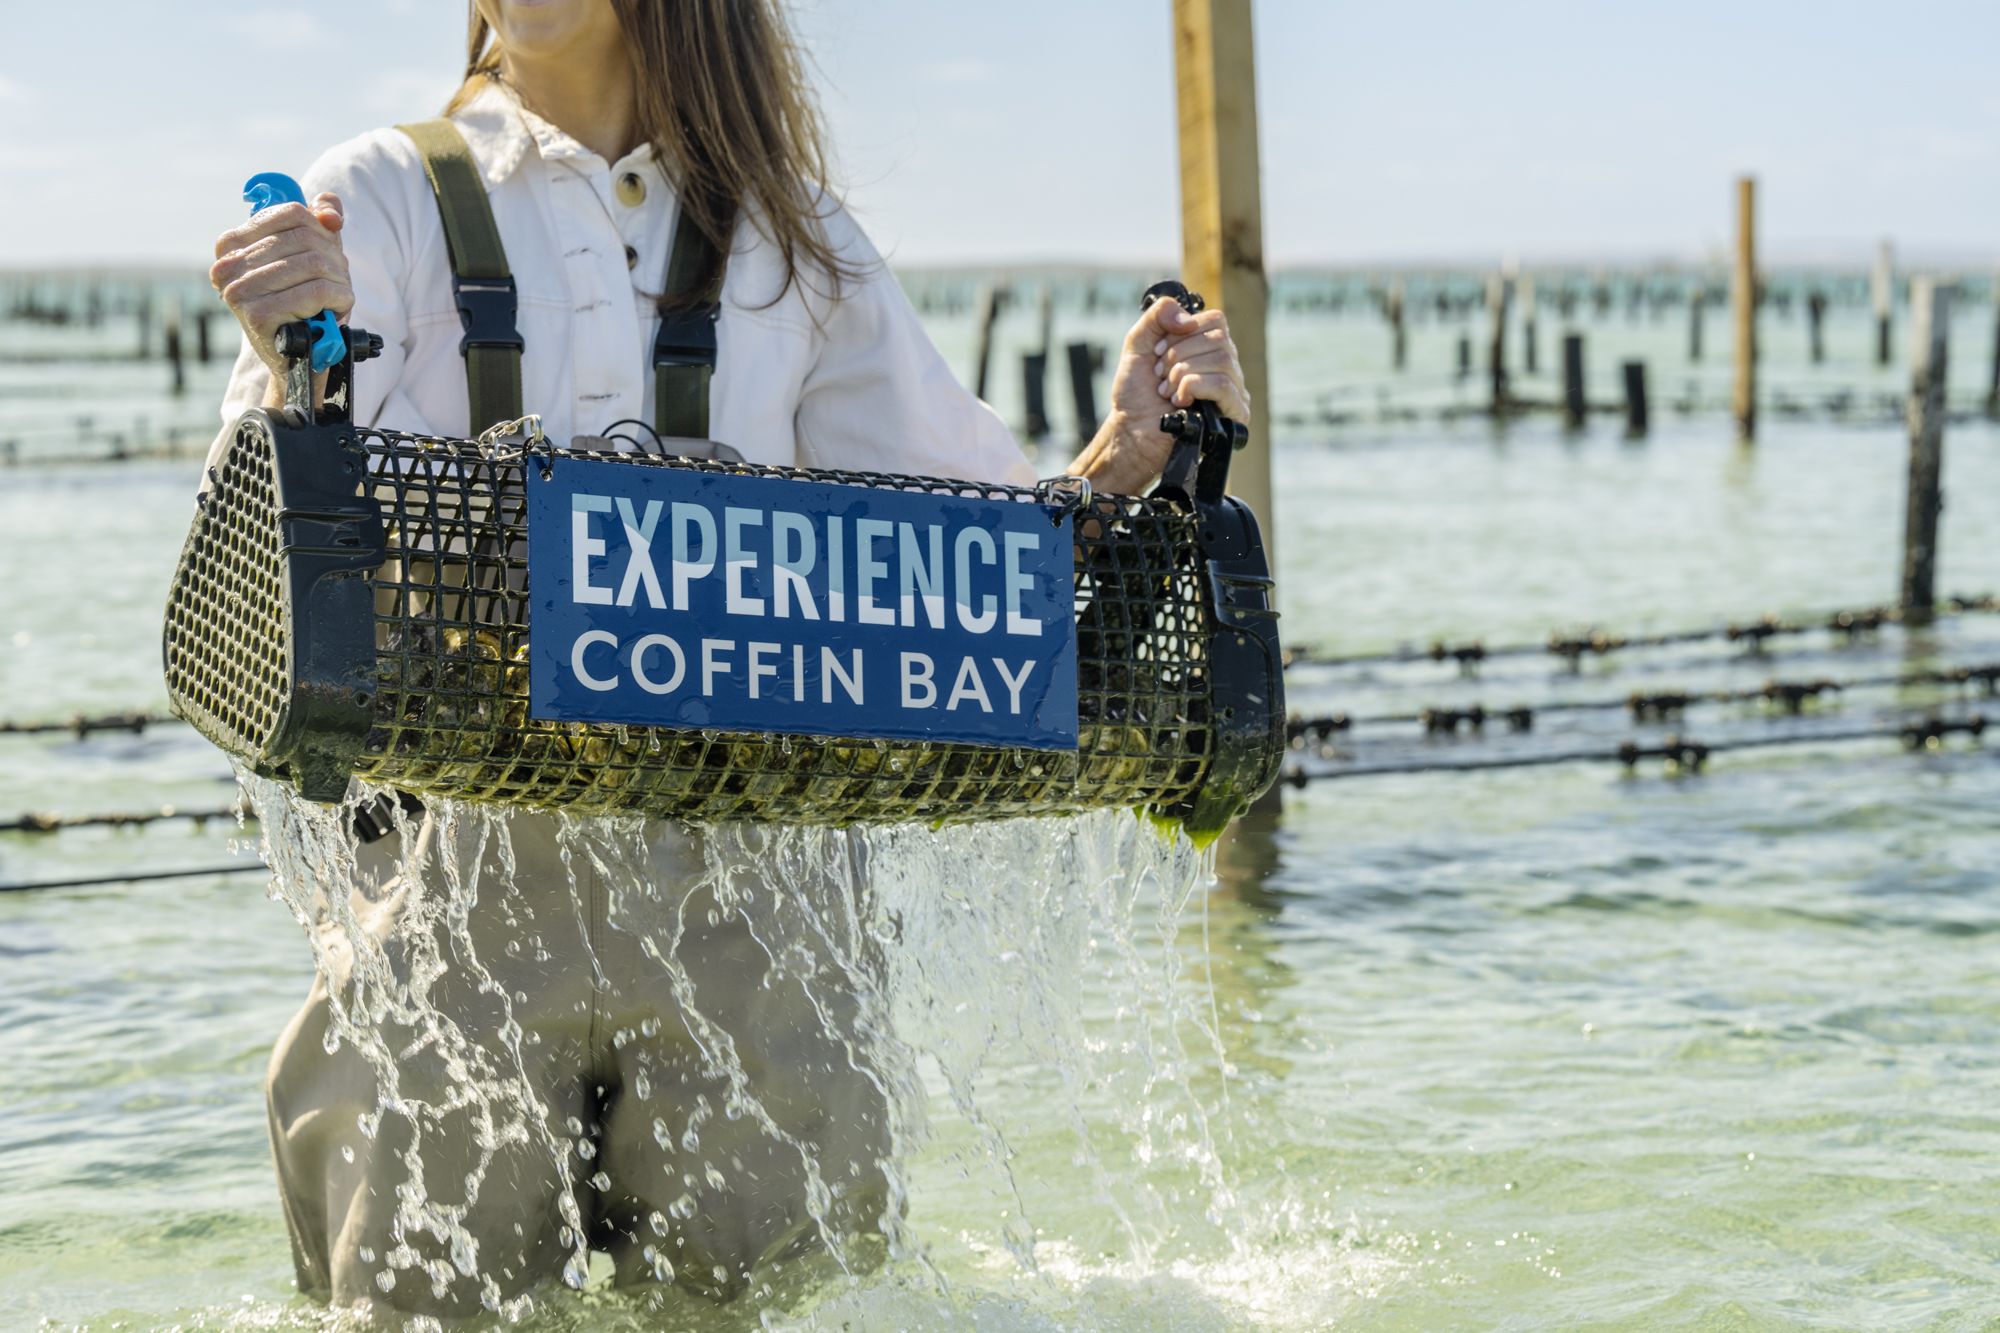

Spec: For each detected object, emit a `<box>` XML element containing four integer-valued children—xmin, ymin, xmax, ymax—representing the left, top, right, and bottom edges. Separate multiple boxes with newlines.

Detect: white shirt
<box><xmin>213</xmin><ymin>83</ymin><xmax>1033</xmax><ymax>488</ymax></box>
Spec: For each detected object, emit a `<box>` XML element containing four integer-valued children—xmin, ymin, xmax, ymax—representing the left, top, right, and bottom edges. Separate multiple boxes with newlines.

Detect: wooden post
<box><xmin>1387</xmin><ymin>276</ymin><xmax>1406</xmax><ymax>371</ymax></box>
<box><xmin>1485</xmin><ymin>272</ymin><xmax>1509</xmax><ymax>413</ymax></box>
<box><xmin>1067</xmin><ymin>342</ymin><xmax>1104</xmax><ymax>445</ymax></box>
<box><xmin>1562</xmin><ymin>333</ymin><xmax>1586</xmax><ymax>429</ymax></box>
<box><xmin>971</xmin><ymin>282</ymin><xmax>1002</xmax><ymax>401</ymax></box>
<box><xmin>1520</xmin><ymin>275</ymin><xmax>1538</xmax><ymax>375</ymax></box>
<box><xmin>1022</xmin><ymin>353</ymin><xmax>1050</xmax><ymax>438</ymax></box>
<box><xmin>164</xmin><ymin>294</ymin><xmax>185</xmax><ymax>397</ymax></box>
<box><xmin>1732</xmin><ymin>176</ymin><xmax>1757</xmax><ymax>440</ymax></box>
<box><xmin>1022</xmin><ymin>282</ymin><xmax>1053</xmax><ymax>438</ymax></box>
<box><xmin>1807</xmin><ymin>290</ymin><xmax>1827</xmax><ymax>364</ymax></box>
<box><xmin>195</xmin><ymin>309</ymin><xmax>212</xmax><ymax>364</ymax></box>
<box><xmin>1902</xmin><ymin>277</ymin><xmax>1949</xmax><ymax>613</ymax></box>
<box><xmin>1173</xmin><ymin>0</ymin><xmax>1271</xmax><ymax>546</ymax></box>
<box><xmin>1872</xmin><ymin>241</ymin><xmax>1894</xmax><ymax>367</ymax></box>
<box><xmin>1621</xmin><ymin>360</ymin><xmax>1648</xmax><ymax>437</ymax></box>
<box><xmin>1987</xmin><ymin>269</ymin><xmax>1999</xmax><ymax>419</ymax></box>
<box><xmin>1688</xmin><ymin>284</ymin><xmax>1704</xmax><ymax>361</ymax></box>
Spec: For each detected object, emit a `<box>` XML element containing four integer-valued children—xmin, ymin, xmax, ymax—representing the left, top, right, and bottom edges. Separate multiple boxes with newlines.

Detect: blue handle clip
<box><xmin>242</xmin><ymin>172</ymin><xmax>345</xmax><ymax>373</ymax></box>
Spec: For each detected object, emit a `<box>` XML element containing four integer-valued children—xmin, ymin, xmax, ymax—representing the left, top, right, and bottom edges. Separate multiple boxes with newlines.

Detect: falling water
<box><xmin>241</xmin><ymin>772</ymin><xmax>1325</xmax><ymax>1329</ymax></box>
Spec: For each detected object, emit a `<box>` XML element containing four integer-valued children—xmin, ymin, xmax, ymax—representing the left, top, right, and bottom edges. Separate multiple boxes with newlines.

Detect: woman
<box><xmin>208</xmin><ymin>0</ymin><xmax>1249</xmax><ymax>1318</ymax></box>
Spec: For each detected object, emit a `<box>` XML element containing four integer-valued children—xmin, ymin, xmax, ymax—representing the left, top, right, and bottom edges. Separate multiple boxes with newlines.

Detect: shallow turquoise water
<box><xmin>6</xmin><ymin>308</ymin><xmax>2000</xmax><ymax>1329</ymax></box>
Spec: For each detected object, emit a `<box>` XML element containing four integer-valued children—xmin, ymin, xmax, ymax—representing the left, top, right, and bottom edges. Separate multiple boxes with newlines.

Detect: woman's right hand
<box><xmin>209</xmin><ymin>193</ymin><xmax>353</xmax><ymax>404</ymax></box>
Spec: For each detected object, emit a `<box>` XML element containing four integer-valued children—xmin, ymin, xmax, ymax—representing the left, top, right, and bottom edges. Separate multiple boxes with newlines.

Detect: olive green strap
<box><xmin>397</xmin><ymin>119</ymin><xmax>524</xmax><ymax>435</ymax></box>
<box><xmin>652</xmin><ymin>203</ymin><xmax>727</xmax><ymax>440</ymax></box>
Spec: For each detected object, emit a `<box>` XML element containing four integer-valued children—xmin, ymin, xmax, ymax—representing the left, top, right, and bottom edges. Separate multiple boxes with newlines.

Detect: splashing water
<box><xmin>237</xmin><ymin>771</ymin><xmax>1360</xmax><ymax>1329</ymax></box>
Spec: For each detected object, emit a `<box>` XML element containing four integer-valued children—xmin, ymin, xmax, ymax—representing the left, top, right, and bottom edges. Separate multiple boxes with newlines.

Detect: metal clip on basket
<box><xmin>163</xmin><ymin>285</ymin><xmax>1283</xmax><ymax>839</ymax></box>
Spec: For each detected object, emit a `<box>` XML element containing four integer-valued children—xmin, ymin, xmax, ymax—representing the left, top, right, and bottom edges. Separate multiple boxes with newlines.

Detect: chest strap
<box><xmin>653</xmin><ymin>203</ymin><xmax>726</xmax><ymax>440</ymax></box>
<box><xmin>397</xmin><ymin>119</ymin><xmax>524</xmax><ymax>436</ymax></box>
<box><xmin>399</xmin><ymin>118</ymin><xmax>728</xmax><ymax>440</ymax></box>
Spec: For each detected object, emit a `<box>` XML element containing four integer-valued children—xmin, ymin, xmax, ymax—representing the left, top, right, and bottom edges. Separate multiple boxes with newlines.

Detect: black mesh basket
<box><xmin>164</xmin><ymin>409</ymin><xmax>1283</xmax><ymax>840</ymax></box>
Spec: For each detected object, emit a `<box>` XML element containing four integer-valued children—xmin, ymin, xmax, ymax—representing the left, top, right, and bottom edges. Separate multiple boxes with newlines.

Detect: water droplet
<box><xmin>375</xmin><ymin>1270</ymin><xmax>396</xmax><ymax>1292</ymax></box>
<box><xmin>668</xmin><ymin>1192</ymin><xmax>696</xmax><ymax>1219</ymax></box>
<box><xmin>682</xmin><ymin>1127</ymin><xmax>700</xmax><ymax>1152</ymax></box>
<box><xmin>357</xmin><ymin>1246</ymin><xmax>375</xmax><ymax>1263</ymax></box>
<box><xmin>590</xmin><ymin>1170</ymin><xmax>611</xmax><ymax>1191</ymax></box>
<box><xmin>562</xmin><ymin>1251</ymin><xmax>591</xmax><ymax>1289</ymax></box>
<box><xmin>649</xmin><ymin>1210</ymin><xmax>669</xmax><ymax>1236</ymax></box>
<box><xmin>642</xmin><ymin>1243</ymin><xmax>674</xmax><ymax>1282</ymax></box>
<box><xmin>634</xmin><ymin>1072</ymin><xmax>651</xmax><ymax>1099</ymax></box>
<box><xmin>704</xmin><ymin>1163</ymin><xmax>727</xmax><ymax>1189</ymax></box>
<box><xmin>566</xmin><ymin>1116</ymin><xmax>583</xmax><ymax>1135</ymax></box>
<box><xmin>577</xmin><ymin>1139</ymin><xmax>596</xmax><ymax>1160</ymax></box>
<box><xmin>340</xmin><ymin>1145</ymin><xmax>355</xmax><ymax>1163</ymax></box>
<box><xmin>640</xmin><ymin>1017</ymin><xmax>660</xmax><ymax>1037</ymax></box>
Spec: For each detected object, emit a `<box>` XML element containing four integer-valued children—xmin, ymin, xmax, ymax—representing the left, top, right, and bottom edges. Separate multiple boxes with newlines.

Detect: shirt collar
<box><xmin>452</xmin><ymin>78</ymin><xmax>662</xmax><ymax>187</ymax></box>
<box><xmin>449</xmin><ymin>80</ymin><xmax>536</xmax><ymax>188</ymax></box>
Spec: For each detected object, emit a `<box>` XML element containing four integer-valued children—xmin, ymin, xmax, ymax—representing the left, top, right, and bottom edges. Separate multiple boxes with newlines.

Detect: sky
<box><xmin>0</xmin><ymin>0</ymin><xmax>1994</xmax><ymax>270</ymax></box>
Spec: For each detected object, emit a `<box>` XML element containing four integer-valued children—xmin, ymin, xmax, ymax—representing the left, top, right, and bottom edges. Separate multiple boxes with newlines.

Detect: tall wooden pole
<box><xmin>1485</xmin><ymin>272</ymin><xmax>1510</xmax><ymax>413</ymax></box>
<box><xmin>1176</xmin><ymin>0</ymin><xmax>1274</xmax><ymax>829</ymax></box>
<box><xmin>1902</xmin><ymin>277</ymin><xmax>1950</xmax><ymax>614</ymax></box>
<box><xmin>1731</xmin><ymin>176</ymin><xmax>1757</xmax><ymax>440</ymax></box>
<box><xmin>1872</xmin><ymin>241</ymin><xmax>1894</xmax><ymax>367</ymax></box>
<box><xmin>1987</xmin><ymin>267</ymin><xmax>2000</xmax><ymax>420</ymax></box>
<box><xmin>1173</xmin><ymin>0</ymin><xmax>1271</xmax><ymax>549</ymax></box>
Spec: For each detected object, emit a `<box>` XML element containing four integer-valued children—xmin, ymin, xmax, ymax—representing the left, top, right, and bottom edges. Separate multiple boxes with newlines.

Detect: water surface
<box><xmin>5</xmin><ymin>314</ymin><xmax>2000</xmax><ymax>1330</ymax></box>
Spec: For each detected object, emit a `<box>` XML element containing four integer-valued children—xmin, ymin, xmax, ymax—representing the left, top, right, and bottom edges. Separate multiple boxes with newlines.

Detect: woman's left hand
<box><xmin>1065</xmin><ymin>296</ymin><xmax>1251</xmax><ymax>496</ymax></box>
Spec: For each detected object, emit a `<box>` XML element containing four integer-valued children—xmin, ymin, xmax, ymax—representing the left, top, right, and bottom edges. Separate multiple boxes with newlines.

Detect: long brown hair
<box><xmin>448</xmin><ymin>1</ymin><xmax>855</xmax><ymax>310</ymax></box>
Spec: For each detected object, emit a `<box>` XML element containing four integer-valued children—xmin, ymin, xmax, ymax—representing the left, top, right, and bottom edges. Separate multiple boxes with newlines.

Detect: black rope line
<box><xmin>1282</xmin><ymin>714</ymin><xmax>1987</xmax><ymax>785</ymax></box>
<box><xmin>1283</xmin><ymin>599</ymin><xmax>2000</xmax><ymax>672</ymax></box>
<box><xmin>0</xmin><ymin>862</ymin><xmax>269</xmax><ymax>894</ymax></box>
<box><xmin>1280</xmin><ymin>395</ymin><xmax>1998</xmax><ymax>433</ymax></box>
<box><xmin>1285</xmin><ymin>660</ymin><xmax>2000</xmax><ymax>742</ymax></box>
<box><xmin>1</xmin><ymin>805</ymin><xmax>247</xmax><ymax>833</ymax></box>
<box><xmin>0</xmin><ymin>710</ymin><xmax>181</xmax><ymax>739</ymax></box>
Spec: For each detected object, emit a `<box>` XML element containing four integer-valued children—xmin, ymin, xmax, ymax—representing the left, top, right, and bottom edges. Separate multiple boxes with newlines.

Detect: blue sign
<box><xmin>526</xmin><ymin>455</ymin><xmax>1079</xmax><ymax>749</ymax></box>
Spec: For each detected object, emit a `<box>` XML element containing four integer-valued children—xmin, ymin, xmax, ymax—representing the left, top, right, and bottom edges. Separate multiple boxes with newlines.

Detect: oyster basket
<box><xmin>163</xmin><ymin>410</ymin><xmax>1283</xmax><ymax>838</ymax></box>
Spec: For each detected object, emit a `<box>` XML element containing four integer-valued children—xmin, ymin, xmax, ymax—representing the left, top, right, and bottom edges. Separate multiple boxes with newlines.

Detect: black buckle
<box><xmin>454</xmin><ymin>275</ymin><xmax>524</xmax><ymax>355</ymax></box>
<box><xmin>1208</xmin><ymin>561</ymin><xmax>1278</xmax><ymax>627</ymax></box>
<box><xmin>653</xmin><ymin>303</ymin><xmax>718</xmax><ymax>368</ymax></box>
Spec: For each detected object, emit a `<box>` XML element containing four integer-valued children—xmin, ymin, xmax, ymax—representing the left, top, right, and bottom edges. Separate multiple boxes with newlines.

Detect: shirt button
<box><xmin>624</xmin><ymin>244</ymin><xmax>638</xmax><ymax>270</ymax></box>
<box><xmin>616</xmin><ymin>173</ymin><xmax>646</xmax><ymax>207</ymax></box>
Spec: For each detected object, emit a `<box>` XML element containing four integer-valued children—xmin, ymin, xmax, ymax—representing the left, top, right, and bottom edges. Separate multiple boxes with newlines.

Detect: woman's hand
<box><xmin>1065</xmin><ymin>297</ymin><xmax>1252</xmax><ymax>496</ymax></box>
<box><xmin>209</xmin><ymin>193</ymin><xmax>353</xmax><ymax>408</ymax></box>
